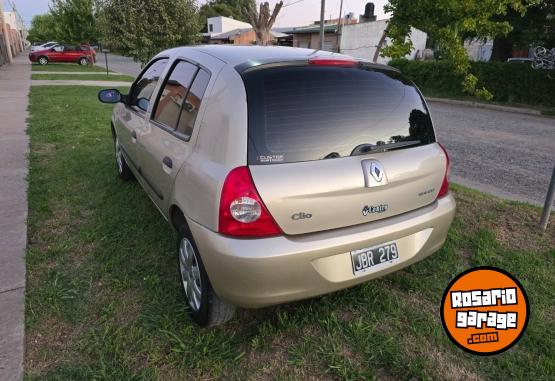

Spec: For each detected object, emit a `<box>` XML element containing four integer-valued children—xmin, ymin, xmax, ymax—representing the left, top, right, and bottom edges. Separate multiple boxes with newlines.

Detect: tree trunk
<box><xmin>373</xmin><ymin>24</ymin><xmax>388</xmax><ymax>62</ymax></box>
<box><xmin>248</xmin><ymin>1</ymin><xmax>283</xmax><ymax>46</ymax></box>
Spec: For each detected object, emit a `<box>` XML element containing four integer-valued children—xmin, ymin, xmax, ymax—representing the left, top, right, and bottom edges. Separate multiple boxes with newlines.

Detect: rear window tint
<box><xmin>243</xmin><ymin>66</ymin><xmax>435</xmax><ymax>164</ymax></box>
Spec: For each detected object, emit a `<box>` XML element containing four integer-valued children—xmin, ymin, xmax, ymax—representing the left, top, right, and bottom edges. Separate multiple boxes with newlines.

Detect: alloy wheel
<box><xmin>178</xmin><ymin>237</ymin><xmax>202</xmax><ymax>311</ymax></box>
<box><xmin>115</xmin><ymin>137</ymin><xmax>123</xmax><ymax>174</ymax></box>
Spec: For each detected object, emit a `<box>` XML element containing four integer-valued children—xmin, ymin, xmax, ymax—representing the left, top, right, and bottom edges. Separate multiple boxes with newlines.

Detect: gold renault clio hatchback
<box><xmin>98</xmin><ymin>45</ymin><xmax>456</xmax><ymax>327</ymax></box>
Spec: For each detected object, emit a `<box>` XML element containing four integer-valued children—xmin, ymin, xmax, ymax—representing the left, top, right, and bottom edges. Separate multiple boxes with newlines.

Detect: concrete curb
<box><xmin>426</xmin><ymin>97</ymin><xmax>543</xmax><ymax>116</ymax></box>
<box><xmin>0</xmin><ymin>54</ymin><xmax>30</xmax><ymax>381</ymax></box>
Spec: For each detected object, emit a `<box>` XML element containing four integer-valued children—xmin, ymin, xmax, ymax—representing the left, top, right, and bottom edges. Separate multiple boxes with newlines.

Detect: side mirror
<box><xmin>98</xmin><ymin>89</ymin><xmax>122</xmax><ymax>104</ymax></box>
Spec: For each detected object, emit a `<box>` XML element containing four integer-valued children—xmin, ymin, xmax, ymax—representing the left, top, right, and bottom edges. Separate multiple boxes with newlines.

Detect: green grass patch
<box><xmin>31</xmin><ymin>63</ymin><xmax>113</xmax><ymax>73</ymax></box>
<box><xmin>31</xmin><ymin>73</ymin><xmax>135</xmax><ymax>82</ymax></box>
<box><xmin>25</xmin><ymin>86</ymin><xmax>555</xmax><ymax>380</ymax></box>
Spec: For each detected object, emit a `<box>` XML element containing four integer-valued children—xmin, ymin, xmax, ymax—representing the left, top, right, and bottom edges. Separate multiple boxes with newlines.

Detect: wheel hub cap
<box><xmin>179</xmin><ymin>238</ymin><xmax>202</xmax><ymax>311</ymax></box>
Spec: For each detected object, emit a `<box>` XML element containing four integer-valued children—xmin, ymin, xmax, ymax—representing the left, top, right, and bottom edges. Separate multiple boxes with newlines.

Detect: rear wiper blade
<box><xmin>350</xmin><ymin>140</ymin><xmax>421</xmax><ymax>156</ymax></box>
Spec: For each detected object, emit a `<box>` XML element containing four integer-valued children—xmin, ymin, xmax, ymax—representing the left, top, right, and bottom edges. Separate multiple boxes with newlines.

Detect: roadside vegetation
<box><xmin>26</xmin><ymin>85</ymin><xmax>555</xmax><ymax>380</ymax></box>
<box><xmin>390</xmin><ymin>59</ymin><xmax>555</xmax><ymax>110</ymax></box>
<box><xmin>31</xmin><ymin>73</ymin><xmax>134</xmax><ymax>81</ymax></box>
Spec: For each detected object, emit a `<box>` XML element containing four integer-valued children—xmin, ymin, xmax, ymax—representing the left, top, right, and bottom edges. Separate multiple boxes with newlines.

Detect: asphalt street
<box><xmin>96</xmin><ymin>53</ymin><xmax>554</xmax><ymax>206</ymax></box>
<box><xmin>429</xmin><ymin>101</ymin><xmax>555</xmax><ymax>205</ymax></box>
<box><xmin>95</xmin><ymin>52</ymin><xmax>142</xmax><ymax>76</ymax></box>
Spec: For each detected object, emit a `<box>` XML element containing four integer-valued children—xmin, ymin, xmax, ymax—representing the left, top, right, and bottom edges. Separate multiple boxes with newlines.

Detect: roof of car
<box><xmin>159</xmin><ymin>45</ymin><xmax>358</xmax><ymax>66</ymax></box>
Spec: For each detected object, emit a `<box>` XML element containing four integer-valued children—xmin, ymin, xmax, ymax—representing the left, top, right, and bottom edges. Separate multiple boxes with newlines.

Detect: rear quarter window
<box><xmin>242</xmin><ymin>65</ymin><xmax>435</xmax><ymax>165</ymax></box>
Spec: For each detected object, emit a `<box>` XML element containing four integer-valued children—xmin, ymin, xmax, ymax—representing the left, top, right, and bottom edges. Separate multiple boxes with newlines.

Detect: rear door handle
<box><xmin>162</xmin><ymin>156</ymin><xmax>173</xmax><ymax>169</ymax></box>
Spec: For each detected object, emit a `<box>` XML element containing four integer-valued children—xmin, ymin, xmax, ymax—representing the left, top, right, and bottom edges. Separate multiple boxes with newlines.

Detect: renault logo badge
<box><xmin>370</xmin><ymin>162</ymin><xmax>384</xmax><ymax>182</ymax></box>
<box><xmin>361</xmin><ymin>160</ymin><xmax>388</xmax><ymax>188</ymax></box>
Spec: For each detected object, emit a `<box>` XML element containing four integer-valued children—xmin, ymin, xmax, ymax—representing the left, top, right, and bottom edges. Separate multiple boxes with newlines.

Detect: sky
<box><xmin>5</xmin><ymin>0</ymin><xmax>389</xmax><ymax>28</ymax></box>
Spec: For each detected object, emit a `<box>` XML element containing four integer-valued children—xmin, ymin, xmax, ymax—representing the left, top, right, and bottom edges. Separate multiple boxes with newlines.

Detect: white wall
<box><xmin>340</xmin><ymin>19</ymin><xmax>427</xmax><ymax>64</ymax></box>
<box><xmin>464</xmin><ymin>38</ymin><xmax>493</xmax><ymax>61</ymax></box>
<box><xmin>207</xmin><ymin>16</ymin><xmax>252</xmax><ymax>35</ymax></box>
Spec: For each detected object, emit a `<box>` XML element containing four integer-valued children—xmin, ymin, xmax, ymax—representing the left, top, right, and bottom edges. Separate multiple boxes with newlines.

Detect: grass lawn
<box><xmin>31</xmin><ymin>63</ymin><xmax>113</xmax><ymax>73</ymax></box>
<box><xmin>31</xmin><ymin>73</ymin><xmax>135</xmax><ymax>82</ymax></box>
<box><xmin>26</xmin><ymin>86</ymin><xmax>555</xmax><ymax>380</ymax></box>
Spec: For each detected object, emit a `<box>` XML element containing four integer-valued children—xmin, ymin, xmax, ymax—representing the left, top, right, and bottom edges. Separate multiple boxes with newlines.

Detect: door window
<box><xmin>175</xmin><ymin>68</ymin><xmax>210</xmax><ymax>136</ymax></box>
<box><xmin>129</xmin><ymin>58</ymin><xmax>169</xmax><ymax>113</ymax></box>
<box><xmin>153</xmin><ymin>61</ymin><xmax>198</xmax><ymax>128</ymax></box>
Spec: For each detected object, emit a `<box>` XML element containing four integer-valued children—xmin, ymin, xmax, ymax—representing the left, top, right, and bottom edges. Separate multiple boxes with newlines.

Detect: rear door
<box><xmin>243</xmin><ymin>64</ymin><xmax>447</xmax><ymax>235</ymax></box>
<box><xmin>138</xmin><ymin>59</ymin><xmax>212</xmax><ymax>210</ymax></box>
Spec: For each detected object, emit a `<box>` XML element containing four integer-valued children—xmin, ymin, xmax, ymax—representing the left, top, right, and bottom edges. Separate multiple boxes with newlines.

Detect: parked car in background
<box><xmin>30</xmin><ymin>41</ymin><xmax>58</xmax><ymax>52</ymax></box>
<box><xmin>98</xmin><ymin>45</ymin><xmax>456</xmax><ymax>327</ymax></box>
<box><xmin>29</xmin><ymin>44</ymin><xmax>96</xmax><ymax>65</ymax></box>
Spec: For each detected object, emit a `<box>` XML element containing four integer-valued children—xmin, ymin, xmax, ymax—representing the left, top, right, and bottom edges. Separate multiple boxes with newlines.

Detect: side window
<box><xmin>130</xmin><ymin>58</ymin><xmax>169</xmax><ymax>113</ymax></box>
<box><xmin>176</xmin><ymin>68</ymin><xmax>210</xmax><ymax>136</ymax></box>
<box><xmin>153</xmin><ymin>61</ymin><xmax>198</xmax><ymax>128</ymax></box>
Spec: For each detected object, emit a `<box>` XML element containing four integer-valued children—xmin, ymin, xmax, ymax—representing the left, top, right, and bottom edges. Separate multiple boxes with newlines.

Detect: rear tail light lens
<box><xmin>308</xmin><ymin>57</ymin><xmax>358</xmax><ymax>67</ymax></box>
<box><xmin>437</xmin><ymin>143</ymin><xmax>450</xmax><ymax>199</ymax></box>
<box><xmin>219</xmin><ymin>166</ymin><xmax>282</xmax><ymax>237</ymax></box>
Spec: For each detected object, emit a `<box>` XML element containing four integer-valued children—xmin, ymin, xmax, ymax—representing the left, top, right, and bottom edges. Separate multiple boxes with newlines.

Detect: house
<box><xmin>339</xmin><ymin>4</ymin><xmax>427</xmax><ymax>64</ymax></box>
<box><xmin>203</xmin><ymin>16</ymin><xmax>290</xmax><ymax>45</ymax></box>
<box><xmin>206</xmin><ymin>16</ymin><xmax>252</xmax><ymax>36</ymax></box>
<box><xmin>289</xmin><ymin>14</ymin><xmax>357</xmax><ymax>51</ymax></box>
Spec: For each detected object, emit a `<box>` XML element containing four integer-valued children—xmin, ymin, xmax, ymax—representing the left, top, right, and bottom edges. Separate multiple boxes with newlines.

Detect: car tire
<box><xmin>78</xmin><ymin>57</ymin><xmax>88</xmax><ymax>66</ymax></box>
<box><xmin>113</xmin><ymin>134</ymin><xmax>134</xmax><ymax>181</ymax></box>
<box><xmin>177</xmin><ymin>225</ymin><xmax>236</xmax><ymax>327</ymax></box>
<box><xmin>38</xmin><ymin>56</ymin><xmax>48</xmax><ymax>65</ymax></box>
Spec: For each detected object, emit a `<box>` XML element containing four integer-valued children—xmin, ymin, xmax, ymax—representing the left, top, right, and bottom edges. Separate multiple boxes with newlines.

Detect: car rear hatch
<box><xmin>241</xmin><ymin>60</ymin><xmax>447</xmax><ymax>235</ymax></box>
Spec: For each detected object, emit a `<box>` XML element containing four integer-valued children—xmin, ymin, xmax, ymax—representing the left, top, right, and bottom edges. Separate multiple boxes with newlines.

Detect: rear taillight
<box><xmin>437</xmin><ymin>143</ymin><xmax>450</xmax><ymax>199</ymax></box>
<box><xmin>218</xmin><ymin>166</ymin><xmax>282</xmax><ymax>238</ymax></box>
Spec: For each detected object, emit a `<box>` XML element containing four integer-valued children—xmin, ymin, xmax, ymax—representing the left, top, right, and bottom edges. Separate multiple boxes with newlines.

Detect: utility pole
<box><xmin>319</xmin><ymin>0</ymin><xmax>325</xmax><ymax>50</ymax></box>
<box><xmin>336</xmin><ymin>0</ymin><xmax>344</xmax><ymax>52</ymax></box>
<box><xmin>0</xmin><ymin>1</ymin><xmax>13</xmax><ymax>64</ymax></box>
<box><xmin>540</xmin><ymin>164</ymin><xmax>555</xmax><ymax>231</ymax></box>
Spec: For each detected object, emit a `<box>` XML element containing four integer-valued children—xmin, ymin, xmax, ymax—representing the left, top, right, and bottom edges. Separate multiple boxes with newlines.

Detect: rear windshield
<box><xmin>243</xmin><ymin>65</ymin><xmax>435</xmax><ymax>165</ymax></box>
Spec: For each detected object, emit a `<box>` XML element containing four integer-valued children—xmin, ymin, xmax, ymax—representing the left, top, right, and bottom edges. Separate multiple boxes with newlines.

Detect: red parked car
<box><xmin>29</xmin><ymin>44</ymin><xmax>96</xmax><ymax>66</ymax></box>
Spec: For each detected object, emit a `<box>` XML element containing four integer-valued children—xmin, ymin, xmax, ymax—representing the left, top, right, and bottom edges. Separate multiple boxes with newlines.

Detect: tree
<box><xmin>50</xmin><ymin>0</ymin><xmax>98</xmax><ymax>44</ymax></box>
<box><xmin>97</xmin><ymin>0</ymin><xmax>200</xmax><ymax>64</ymax></box>
<box><xmin>380</xmin><ymin>0</ymin><xmax>539</xmax><ymax>100</ymax></box>
<box><xmin>247</xmin><ymin>1</ymin><xmax>283</xmax><ymax>45</ymax></box>
<box><xmin>199</xmin><ymin>0</ymin><xmax>255</xmax><ymax>32</ymax></box>
<box><xmin>491</xmin><ymin>0</ymin><xmax>555</xmax><ymax>61</ymax></box>
<box><xmin>27</xmin><ymin>14</ymin><xmax>57</xmax><ymax>43</ymax></box>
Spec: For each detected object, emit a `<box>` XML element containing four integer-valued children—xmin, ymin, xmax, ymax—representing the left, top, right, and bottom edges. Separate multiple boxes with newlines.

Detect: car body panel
<box><xmin>250</xmin><ymin>144</ymin><xmax>446</xmax><ymax>235</ymax></box>
<box><xmin>189</xmin><ymin>194</ymin><xmax>455</xmax><ymax>307</ymax></box>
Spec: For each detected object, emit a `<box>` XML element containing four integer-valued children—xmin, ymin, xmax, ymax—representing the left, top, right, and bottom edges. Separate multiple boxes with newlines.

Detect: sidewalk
<box><xmin>0</xmin><ymin>54</ymin><xmax>30</xmax><ymax>381</ymax></box>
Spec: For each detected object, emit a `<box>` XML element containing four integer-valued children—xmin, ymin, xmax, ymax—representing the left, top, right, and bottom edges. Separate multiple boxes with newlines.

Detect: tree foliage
<box><xmin>491</xmin><ymin>0</ymin><xmax>555</xmax><ymax>61</ymax></box>
<box><xmin>50</xmin><ymin>0</ymin><xmax>98</xmax><ymax>44</ymax></box>
<box><xmin>381</xmin><ymin>0</ymin><xmax>541</xmax><ymax>100</ymax></box>
<box><xmin>97</xmin><ymin>0</ymin><xmax>200</xmax><ymax>64</ymax></box>
<box><xmin>199</xmin><ymin>0</ymin><xmax>255</xmax><ymax>32</ymax></box>
<box><xmin>247</xmin><ymin>1</ymin><xmax>283</xmax><ymax>45</ymax></box>
<box><xmin>27</xmin><ymin>14</ymin><xmax>57</xmax><ymax>43</ymax></box>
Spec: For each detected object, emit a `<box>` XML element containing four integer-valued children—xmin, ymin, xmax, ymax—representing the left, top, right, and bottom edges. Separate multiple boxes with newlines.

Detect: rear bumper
<box><xmin>189</xmin><ymin>194</ymin><xmax>456</xmax><ymax>308</ymax></box>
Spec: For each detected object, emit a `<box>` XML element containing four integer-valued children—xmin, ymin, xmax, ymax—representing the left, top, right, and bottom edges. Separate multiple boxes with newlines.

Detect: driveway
<box><xmin>429</xmin><ymin>101</ymin><xmax>555</xmax><ymax>205</ymax></box>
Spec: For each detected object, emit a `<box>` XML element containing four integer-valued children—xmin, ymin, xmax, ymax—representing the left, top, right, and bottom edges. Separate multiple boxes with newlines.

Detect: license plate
<box><xmin>351</xmin><ymin>242</ymin><xmax>399</xmax><ymax>276</ymax></box>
